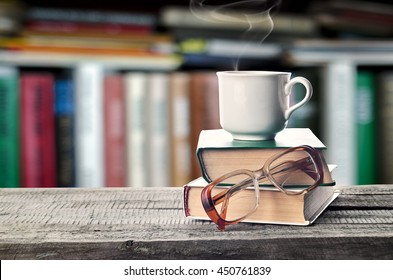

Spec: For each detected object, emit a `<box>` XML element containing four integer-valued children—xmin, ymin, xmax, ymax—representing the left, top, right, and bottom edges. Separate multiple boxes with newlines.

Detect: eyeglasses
<box><xmin>200</xmin><ymin>145</ymin><xmax>324</xmax><ymax>231</ymax></box>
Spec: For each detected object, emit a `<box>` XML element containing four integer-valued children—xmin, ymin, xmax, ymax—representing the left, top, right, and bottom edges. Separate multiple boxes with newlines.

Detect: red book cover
<box><xmin>20</xmin><ymin>73</ymin><xmax>57</xmax><ymax>187</ymax></box>
<box><xmin>104</xmin><ymin>74</ymin><xmax>126</xmax><ymax>187</ymax></box>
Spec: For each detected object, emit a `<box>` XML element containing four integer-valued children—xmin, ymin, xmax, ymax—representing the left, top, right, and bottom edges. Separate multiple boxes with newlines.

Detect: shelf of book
<box><xmin>1</xmin><ymin>2</ymin><xmax>393</xmax><ymax>187</ymax></box>
<box><xmin>0</xmin><ymin>67</ymin><xmax>220</xmax><ymax>188</ymax></box>
<box><xmin>2</xmin><ymin>49</ymin><xmax>393</xmax><ymax>187</ymax></box>
<box><xmin>285</xmin><ymin>41</ymin><xmax>393</xmax><ymax>185</ymax></box>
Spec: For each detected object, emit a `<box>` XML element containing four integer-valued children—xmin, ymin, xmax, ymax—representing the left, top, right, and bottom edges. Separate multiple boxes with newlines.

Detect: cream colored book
<box><xmin>184</xmin><ymin>177</ymin><xmax>339</xmax><ymax>226</ymax></box>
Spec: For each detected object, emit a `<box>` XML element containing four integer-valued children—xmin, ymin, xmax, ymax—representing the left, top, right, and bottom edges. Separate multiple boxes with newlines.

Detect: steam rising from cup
<box><xmin>189</xmin><ymin>0</ymin><xmax>281</xmax><ymax>70</ymax></box>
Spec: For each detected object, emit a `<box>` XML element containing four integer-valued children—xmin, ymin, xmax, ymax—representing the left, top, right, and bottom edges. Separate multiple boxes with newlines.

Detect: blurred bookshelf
<box><xmin>0</xmin><ymin>0</ymin><xmax>393</xmax><ymax>187</ymax></box>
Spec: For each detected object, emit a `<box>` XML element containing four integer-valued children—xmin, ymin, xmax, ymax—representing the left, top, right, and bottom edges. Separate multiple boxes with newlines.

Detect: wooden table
<box><xmin>0</xmin><ymin>185</ymin><xmax>392</xmax><ymax>259</ymax></box>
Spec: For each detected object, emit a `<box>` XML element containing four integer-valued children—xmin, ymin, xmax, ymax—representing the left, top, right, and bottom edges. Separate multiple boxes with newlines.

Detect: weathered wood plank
<box><xmin>0</xmin><ymin>185</ymin><xmax>392</xmax><ymax>259</ymax></box>
<box><xmin>1</xmin><ymin>235</ymin><xmax>392</xmax><ymax>260</ymax></box>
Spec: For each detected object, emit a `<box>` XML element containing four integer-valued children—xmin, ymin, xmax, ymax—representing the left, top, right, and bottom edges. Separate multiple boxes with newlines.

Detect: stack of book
<box><xmin>183</xmin><ymin>128</ymin><xmax>339</xmax><ymax>226</ymax></box>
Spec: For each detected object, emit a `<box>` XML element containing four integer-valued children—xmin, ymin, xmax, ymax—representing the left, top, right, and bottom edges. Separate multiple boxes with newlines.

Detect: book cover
<box><xmin>356</xmin><ymin>71</ymin><xmax>376</xmax><ymax>184</ymax></box>
<box><xmin>55</xmin><ymin>78</ymin><xmax>76</xmax><ymax>187</ymax></box>
<box><xmin>74</xmin><ymin>63</ymin><xmax>104</xmax><ymax>188</ymax></box>
<box><xmin>0</xmin><ymin>66</ymin><xmax>19</xmax><ymax>187</ymax></box>
<box><xmin>169</xmin><ymin>72</ymin><xmax>192</xmax><ymax>187</ymax></box>
<box><xmin>104</xmin><ymin>73</ymin><xmax>126</xmax><ymax>187</ymax></box>
<box><xmin>20</xmin><ymin>73</ymin><xmax>57</xmax><ymax>187</ymax></box>
<box><xmin>196</xmin><ymin>128</ymin><xmax>334</xmax><ymax>185</ymax></box>
<box><xmin>147</xmin><ymin>72</ymin><xmax>171</xmax><ymax>187</ymax></box>
<box><xmin>190</xmin><ymin>72</ymin><xmax>220</xmax><ymax>179</ymax></box>
<box><xmin>124</xmin><ymin>72</ymin><xmax>149</xmax><ymax>188</ymax></box>
<box><xmin>183</xmin><ymin>177</ymin><xmax>339</xmax><ymax>226</ymax></box>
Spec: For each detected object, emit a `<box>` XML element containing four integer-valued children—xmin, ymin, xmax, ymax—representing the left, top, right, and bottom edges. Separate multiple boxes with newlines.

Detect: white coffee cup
<box><xmin>217</xmin><ymin>71</ymin><xmax>313</xmax><ymax>141</ymax></box>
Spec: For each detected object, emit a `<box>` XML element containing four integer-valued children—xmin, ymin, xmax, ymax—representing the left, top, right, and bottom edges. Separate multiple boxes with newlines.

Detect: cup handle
<box><xmin>284</xmin><ymin>76</ymin><xmax>313</xmax><ymax>120</ymax></box>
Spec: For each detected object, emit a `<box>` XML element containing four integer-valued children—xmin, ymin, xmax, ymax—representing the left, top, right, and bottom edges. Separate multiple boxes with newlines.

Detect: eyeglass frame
<box><xmin>200</xmin><ymin>145</ymin><xmax>325</xmax><ymax>231</ymax></box>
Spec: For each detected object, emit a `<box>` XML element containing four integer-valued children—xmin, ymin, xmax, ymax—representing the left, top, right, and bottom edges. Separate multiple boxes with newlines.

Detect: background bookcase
<box><xmin>1</xmin><ymin>0</ymin><xmax>392</xmax><ymax>187</ymax></box>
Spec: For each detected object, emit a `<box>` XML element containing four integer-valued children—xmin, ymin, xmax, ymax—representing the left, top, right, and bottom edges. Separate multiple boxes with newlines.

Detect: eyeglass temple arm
<box><xmin>267</xmin><ymin>157</ymin><xmax>322</xmax><ymax>181</ymax></box>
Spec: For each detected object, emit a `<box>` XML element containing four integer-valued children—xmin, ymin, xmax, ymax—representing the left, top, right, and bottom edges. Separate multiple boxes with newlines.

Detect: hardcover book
<box><xmin>124</xmin><ymin>72</ymin><xmax>149</xmax><ymax>188</ymax></box>
<box><xmin>196</xmin><ymin>128</ymin><xmax>335</xmax><ymax>186</ymax></box>
<box><xmin>148</xmin><ymin>73</ymin><xmax>171</xmax><ymax>187</ymax></box>
<box><xmin>74</xmin><ymin>64</ymin><xmax>104</xmax><ymax>188</ymax></box>
<box><xmin>378</xmin><ymin>71</ymin><xmax>393</xmax><ymax>183</ymax></box>
<box><xmin>189</xmin><ymin>72</ymin><xmax>220</xmax><ymax>179</ymax></box>
<box><xmin>20</xmin><ymin>73</ymin><xmax>57</xmax><ymax>187</ymax></box>
<box><xmin>104</xmin><ymin>73</ymin><xmax>126</xmax><ymax>187</ymax></box>
<box><xmin>356</xmin><ymin>71</ymin><xmax>376</xmax><ymax>184</ymax></box>
<box><xmin>183</xmin><ymin>177</ymin><xmax>339</xmax><ymax>226</ymax></box>
<box><xmin>169</xmin><ymin>72</ymin><xmax>192</xmax><ymax>186</ymax></box>
<box><xmin>0</xmin><ymin>66</ymin><xmax>19</xmax><ymax>187</ymax></box>
<box><xmin>55</xmin><ymin>78</ymin><xmax>75</xmax><ymax>187</ymax></box>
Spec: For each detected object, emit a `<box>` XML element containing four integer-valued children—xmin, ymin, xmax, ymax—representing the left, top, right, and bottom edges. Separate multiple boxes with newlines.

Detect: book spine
<box><xmin>0</xmin><ymin>66</ymin><xmax>19</xmax><ymax>187</ymax></box>
<box><xmin>74</xmin><ymin>64</ymin><xmax>104</xmax><ymax>187</ymax></box>
<box><xmin>190</xmin><ymin>72</ymin><xmax>220</xmax><ymax>179</ymax></box>
<box><xmin>148</xmin><ymin>73</ymin><xmax>171</xmax><ymax>187</ymax></box>
<box><xmin>27</xmin><ymin>7</ymin><xmax>156</xmax><ymax>26</ymax></box>
<box><xmin>356</xmin><ymin>71</ymin><xmax>376</xmax><ymax>184</ymax></box>
<box><xmin>124</xmin><ymin>72</ymin><xmax>149</xmax><ymax>188</ymax></box>
<box><xmin>25</xmin><ymin>20</ymin><xmax>153</xmax><ymax>35</ymax></box>
<box><xmin>378</xmin><ymin>71</ymin><xmax>393</xmax><ymax>183</ymax></box>
<box><xmin>55</xmin><ymin>78</ymin><xmax>76</xmax><ymax>187</ymax></box>
<box><xmin>104</xmin><ymin>74</ymin><xmax>126</xmax><ymax>187</ymax></box>
<box><xmin>169</xmin><ymin>72</ymin><xmax>192</xmax><ymax>187</ymax></box>
<box><xmin>20</xmin><ymin>73</ymin><xmax>57</xmax><ymax>187</ymax></box>
<box><xmin>322</xmin><ymin>62</ymin><xmax>356</xmax><ymax>185</ymax></box>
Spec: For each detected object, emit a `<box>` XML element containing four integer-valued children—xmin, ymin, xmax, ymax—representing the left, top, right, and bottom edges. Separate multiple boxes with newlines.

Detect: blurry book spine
<box><xmin>55</xmin><ymin>78</ymin><xmax>75</xmax><ymax>187</ymax></box>
<box><xmin>20</xmin><ymin>73</ymin><xmax>57</xmax><ymax>187</ymax></box>
<box><xmin>124</xmin><ymin>72</ymin><xmax>149</xmax><ymax>188</ymax></box>
<box><xmin>310</xmin><ymin>0</ymin><xmax>393</xmax><ymax>37</ymax></box>
<box><xmin>322</xmin><ymin>62</ymin><xmax>356</xmax><ymax>185</ymax></box>
<box><xmin>25</xmin><ymin>20</ymin><xmax>154</xmax><ymax>36</ymax></box>
<box><xmin>0</xmin><ymin>66</ymin><xmax>19</xmax><ymax>187</ymax></box>
<box><xmin>104</xmin><ymin>73</ymin><xmax>126</xmax><ymax>187</ymax></box>
<box><xmin>147</xmin><ymin>73</ymin><xmax>171</xmax><ymax>187</ymax></box>
<box><xmin>160</xmin><ymin>6</ymin><xmax>317</xmax><ymax>36</ymax></box>
<box><xmin>27</xmin><ymin>7</ymin><xmax>157</xmax><ymax>26</ymax></box>
<box><xmin>190</xmin><ymin>72</ymin><xmax>220</xmax><ymax>179</ymax></box>
<box><xmin>74</xmin><ymin>64</ymin><xmax>104</xmax><ymax>188</ymax></box>
<box><xmin>356</xmin><ymin>71</ymin><xmax>376</xmax><ymax>184</ymax></box>
<box><xmin>0</xmin><ymin>41</ymin><xmax>166</xmax><ymax>57</ymax></box>
<box><xmin>378</xmin><ymin>71</ymin><xmax>393</xmax><ymax>183</ymax></box>
<box><xmin>169</xmin><ymin>72</ymin><xmax>192</xmax><ymax>187</ymax></box>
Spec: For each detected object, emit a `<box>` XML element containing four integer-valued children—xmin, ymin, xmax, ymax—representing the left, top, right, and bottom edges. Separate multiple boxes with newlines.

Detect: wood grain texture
<box><xmin>0</xmin><ymin>185</ymin><xmax>392</xmax><ymax>259</ymax></box>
